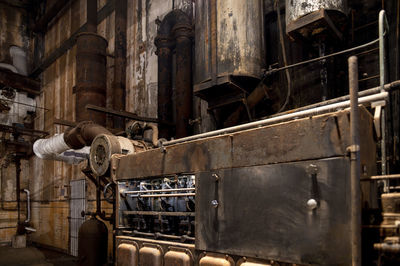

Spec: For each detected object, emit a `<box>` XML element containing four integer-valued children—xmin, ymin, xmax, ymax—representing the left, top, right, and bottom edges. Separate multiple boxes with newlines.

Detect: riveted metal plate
<box><xmin>196</xmin><ymin>158</ymin><xmax>352</xmax><ymax>265</ymax></box>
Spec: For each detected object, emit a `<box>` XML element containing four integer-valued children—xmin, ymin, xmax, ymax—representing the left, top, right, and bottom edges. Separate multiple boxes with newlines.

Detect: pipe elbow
<box><xmin>155</xmin><ymin>9</ymin><xmax>192</xmax><ymax>46</ymax></box>
<box><xmin>64</xmin><ymin>121</ymin><xmax>112</xmax><ymax>149</ymax></box>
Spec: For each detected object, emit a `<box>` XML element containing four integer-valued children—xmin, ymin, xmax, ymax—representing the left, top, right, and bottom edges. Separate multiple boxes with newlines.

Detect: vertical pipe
<box><xmin>174</xmin><ymin>26</ymin><xmax>192</xmax><ymax>138</ymax></box>
<box><xmin>96</xmin><ymin>176</ymin><xmax>101</xmax><ymax>215</ymax></box>
<box><xmin>210</xmin><ymin>0</ymin><xmax>217</xmax><ymax>84</ymax></box>
<box><xmin>348</xmin><ymin>56</ymin><xmax>361</xmax><ymax>266</ymax></box>
<box><xmin>113</xmin><ymin>0</ymin><xmax>127</xmax><ymax>130</ymax></box>
<box><xmin>23</xmin><ymin>189</ymin><xmax>30</xmax><ymax>223</ymax></box>
<box><xmin>156</xmin><ymin>40</ymin><xmax>173</xmax><ymax>138</ymax></box>
<box><xmin>379</xmin><ymin>10</ymin><xmax>389</xmax><ymax>176</ymax></box>
<box><xmin>75</xmin><ymin>33</ymin><xmax>108</xmax><ymax>125</ymax></box>
<box><xmin>15</xmin><ymin>157</ymin><xmax>21</xmax><ymax>223</ymax></box>
<box><xmin>87</xmin><ymin>0</ymin><xmax>97</xmax><ymax>33</ymax></box>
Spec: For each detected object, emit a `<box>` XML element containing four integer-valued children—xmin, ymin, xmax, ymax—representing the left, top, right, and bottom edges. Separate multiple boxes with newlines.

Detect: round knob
<box><xmin>307</xmin><ymin>199</ymin><xmax>318</xmax><ymax>210</ymax></box>
<box><xmin>211</xmin><ymin>200</ymin><xmax>219</xmax><ymax>208</ymax></box>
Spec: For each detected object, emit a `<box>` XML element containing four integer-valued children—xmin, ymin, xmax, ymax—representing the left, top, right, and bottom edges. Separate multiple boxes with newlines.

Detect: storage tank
<box><xmin>194</xmin><ymin>0</ymin><xmax>265</xmax><ymax>106</ymax></box>
<box><xmin>78</xmin><ymin>217</ymin><xmax>108</xmax><ymax>266</ymax></box>
<box><xmin>285</xmin><ymin>0</ymin><xmax>347</xmax><ymax>38</ymax></box>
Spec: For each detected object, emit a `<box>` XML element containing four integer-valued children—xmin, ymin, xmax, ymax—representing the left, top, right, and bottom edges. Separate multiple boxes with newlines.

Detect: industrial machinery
<box><xmin>29</xmin><ymin>1</ymin><xmax>400</xmax><ymax>265</ymax></box>
<box><xmin>90</xmin><ymin>6</ymin><xmax>397</xmax><ymax>266</ymax></box>
<box><xmin>194</xmin><ymin>0</ymin><xmax>265</xmax><ymax>118</ymax></box>
<box><xmin>109</xmin><ymin>103</ymin><xmax>377</xmax><ymax>265</ymax></box>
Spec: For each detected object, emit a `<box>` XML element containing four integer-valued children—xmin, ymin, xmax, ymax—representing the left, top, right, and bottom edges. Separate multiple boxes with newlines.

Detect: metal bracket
<box><xmin>371</xmin><ymin>100</ymin><xmax>386</xmax><ymax>139</ymax></box>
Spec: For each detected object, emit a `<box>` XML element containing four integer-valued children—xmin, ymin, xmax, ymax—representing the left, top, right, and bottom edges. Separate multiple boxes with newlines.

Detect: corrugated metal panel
<box><xmin>70</xmin><ymin>179</ymin><xmax>86</xmax><ymax>257</ymax></box>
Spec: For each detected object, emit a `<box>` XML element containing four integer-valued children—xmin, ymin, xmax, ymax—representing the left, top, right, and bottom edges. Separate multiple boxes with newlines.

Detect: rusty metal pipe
<box><xmin>64</xmin><ymin>121</ymin><xmax>112</xmax><ymax>149</ymax></box>
<box><xmin>156</xmin><ymin>42</ymin><xmax>173</xmax><ymax>138</ymax></box>
<box><xmin>86</xmin><ymin>0</ymin><xmax>97</xmax><ymax>33</ymax></box>
<box><xmin>23</xmin><ymin>189</ymin><xmax>30</xmax><ymax>223</ymax></box>
<box><xmin>163</xmin><ymin>91</ymin><xmax>388</xmax><ymax>146</ymax></box>
<box><xmin>174</xmin><ymin>24</ymin><xmax>193</xmax><ymax>138</ymax></box>
<box><xmin>113</xmin><ymin>0</ymin><xmax>127</xmax><ymax>129</ymax></box>
<box><xmin>16</xmin><ymin>157</ymin><xmax>21</xmax><ymax>224</ymax></box>
<box><xmin>75</xmin><ymin>33</ymin><xmax>108</xmax><ymax>125</ymax></box>
<box><xmin>348</xmin><ymin>56</ymin><xmax>361</xmax><ymax>266</ymax></box>
<box><xmin>155</xmin><ymin>10</ymin><xmax>193</xmax><ymax>139</ymax></box>
<box><xmin>268</xmin><ymin>80</ymin><xmax>400</xmax><ymax>119</ymax></box>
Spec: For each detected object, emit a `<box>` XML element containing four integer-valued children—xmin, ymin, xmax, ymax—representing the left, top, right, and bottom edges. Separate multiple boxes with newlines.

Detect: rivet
<box><xmin>307</xmin><ymin>198</ymin><xmax>318</xmax><ymax>210</ymax></box>
<box><xmin>212</xmin><ymin>173</ymin><xmax>219</xmax><ymax>181</ymax></box>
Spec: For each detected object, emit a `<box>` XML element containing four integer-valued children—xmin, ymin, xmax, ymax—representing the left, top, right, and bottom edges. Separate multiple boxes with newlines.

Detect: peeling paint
<box><xmin>285</xmin><ymin>0</ymin><xmax>347</xmax><ymax>25</ymax></box>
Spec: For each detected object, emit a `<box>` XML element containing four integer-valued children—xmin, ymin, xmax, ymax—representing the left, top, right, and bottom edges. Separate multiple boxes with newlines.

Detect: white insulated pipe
<box><xmin>33</xmin><ymin>133</ymin><xmax>89</xmax><ymax>165</ymax></box>
<box><xmin>33</xmin><ymin>133</ymin><xmax>70</xmax><ymax>159</ymax></box>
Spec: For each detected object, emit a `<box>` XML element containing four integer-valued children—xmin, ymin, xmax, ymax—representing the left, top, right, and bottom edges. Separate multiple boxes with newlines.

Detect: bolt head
<box><xmin>307</xmin><ymin>198</ymin><xmax>318</xmax><ymax>210</ymax></box>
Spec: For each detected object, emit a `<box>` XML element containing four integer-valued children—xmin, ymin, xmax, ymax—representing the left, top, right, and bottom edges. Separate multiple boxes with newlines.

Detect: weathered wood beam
<box><xmin>30</xmin><ymin>0</ymin><xmax>115</xmax><ymax>78</ymax></box>
<box><xmin>0</xmin><ymin>68</ymin><xmax>40</xmax><ymax>95</ymax></box>
<box><xmin>32</xmin><ymin>0</ymin><xmax>72</xmax><ymax>32</ymax></box>
<box><xmin>0</xmin><ymin>0</ymin><xmax>31</xmax><ymax>9</ymax></box>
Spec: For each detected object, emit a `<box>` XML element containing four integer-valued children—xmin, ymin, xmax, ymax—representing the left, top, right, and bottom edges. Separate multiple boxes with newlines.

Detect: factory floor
<box><xmin>0</xmin><ymin>246</ymin><xmax>77</xmax><ymax>266</ymax></box>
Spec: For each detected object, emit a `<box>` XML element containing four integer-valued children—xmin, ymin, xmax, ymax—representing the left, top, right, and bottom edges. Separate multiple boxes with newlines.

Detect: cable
<box><xmin>275</xmin><ymin>0</ymin><xmax>291</xmax><ymax>112</ymax></box>
<box><xmin>264</xmin><ymin>37</ymin><xmax>380</xmax><ymax>76</ymax></box>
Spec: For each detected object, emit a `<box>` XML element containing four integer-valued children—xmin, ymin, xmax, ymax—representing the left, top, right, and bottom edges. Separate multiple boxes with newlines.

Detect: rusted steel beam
<box><xmin>32</xmin><ymin>0</ymin><xmax>72</xmax><ymax>32</ymax></box>
<box><xmin>85</xmin><ymin>104</ymin><xmax>173</xmax><ymax>125</ymax></box>
<box><xmin>0</xmin><ymin>124</ymin><xmax>48</xmax><ymax>137</ymax></box>
<box><xmin>0</xmin><ymin>69</ymin><xmax>40</xmax><ymax>95</ymax></box>
<box><xmin>30</xmin><ymin>0</ymin><xmax>115</xmax><ymax>78</ymax></box>
<box><xmin>53</xmin><ymin>118</ymin><xmax>77</xmax><ymax>127</ymax></box>
<box><xmin>0</xmin><ymin>0</ymin><xmax>30</xmax><ymax>9</ymax></box>
<box><xmin>113</xmin><ymin>0</ymin><xmax>127</xmax><ymax>129</ymax></box>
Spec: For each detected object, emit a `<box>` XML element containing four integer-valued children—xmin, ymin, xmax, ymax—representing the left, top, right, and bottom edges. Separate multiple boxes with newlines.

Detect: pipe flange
<box><xmin>89</xmin><ymin>134</ymin><xmax>122</xmax><ymax>176</ymax></box>
<box><xmin>172</xmin><ymin>22</ymin><xmax>193</xmax><ymax>39</ymax></box>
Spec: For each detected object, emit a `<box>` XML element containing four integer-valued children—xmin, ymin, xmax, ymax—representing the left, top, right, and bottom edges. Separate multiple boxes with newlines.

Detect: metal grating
<box><xmin>69</xmin><ymin>179</ymin><xmax>86</xmax><ymax>257</ymax></box>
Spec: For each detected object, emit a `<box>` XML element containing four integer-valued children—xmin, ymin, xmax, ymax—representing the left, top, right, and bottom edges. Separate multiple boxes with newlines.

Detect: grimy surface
<box><xmin>113</xmin><ymin>107</ymin><xmax>376</xmax><ymax>265</ymax></box>
<box><xmin>112</xmin><ymin>107</ymin><xmax>375</xmax><ymax>180</ymax></box>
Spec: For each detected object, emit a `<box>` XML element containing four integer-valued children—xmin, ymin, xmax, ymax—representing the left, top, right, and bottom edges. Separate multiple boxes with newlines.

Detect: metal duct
<box><xmin>285</xmin><ymin>0</ymin><xmax>347</xmax><ymax>39</ymax></box>
<box><xmin>75</xmin><ymin>0</ymin><xmax>107</xmax><ymax>125</ymax></box>
<box><xmin>75</xmin><ymin>33</ymin><xmax>108</xmax><ymax>125</ymax></box>
<box><xmin>63</xmin><ymin>121</ymin><xmax>112</xmax><ymax>149</ymax></box>
<box><xmin>286</xmin><ymin>0</ymin><xmax>347</xmax><ymax>26</ymax></box>
<box><xmin>32</xmin><ymin>133</ymin><xmax>90</xmax><ymax>165</ymax></box>
<box><xmin>194</xmin><ymin>0</ymin><xmax>265</xmax><ymax>103</ymax></box>
<box><xmin>33</xmin><ymin>122</ymin><xmax>111</xmax><ymax>164</ymax></box>
<box><xmin>33</xmin><ymin>133</ymin><xmax>70</xmax><ymax>158</ymax></box>
<box><xmin>155</xmin><ymin>10</ymin><xmax>193</xmax><ymax>139</ymax></box>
